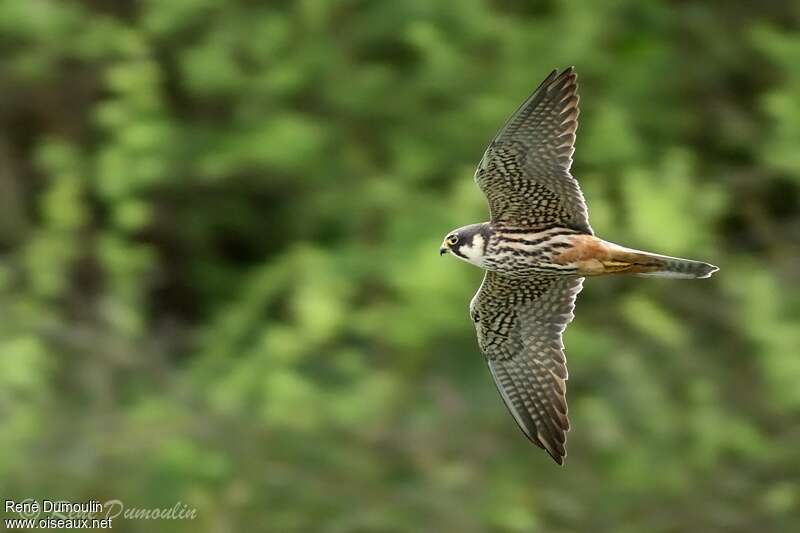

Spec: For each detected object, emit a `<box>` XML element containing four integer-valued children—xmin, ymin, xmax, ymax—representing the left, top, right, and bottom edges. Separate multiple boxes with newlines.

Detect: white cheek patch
<box><xmin>458</xmin><ymin>234</ymin><xmax>485</xmax><ymax>265</ymax></box>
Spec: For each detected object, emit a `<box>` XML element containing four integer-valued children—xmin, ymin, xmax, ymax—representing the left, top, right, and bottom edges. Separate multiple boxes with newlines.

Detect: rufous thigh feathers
<box><xmin>554</xmin><ymin>236</ymin><xmax>664</xmax><ymax>276</ymax></box>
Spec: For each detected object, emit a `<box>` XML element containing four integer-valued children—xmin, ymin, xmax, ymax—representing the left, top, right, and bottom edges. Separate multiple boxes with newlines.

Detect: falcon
<box><xmin>440</xmin><ymin>67</ymin><xmax>718</xmax><ymax>465</ymax></box>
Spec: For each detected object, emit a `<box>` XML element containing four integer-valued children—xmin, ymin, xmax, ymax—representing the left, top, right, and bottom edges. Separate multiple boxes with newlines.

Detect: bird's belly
<box><xmin>482</xmin><ymin>254</ymin><xmax>577</xmax><ymax>276</ymax></box>
<box><xmin>482</xmin><ymin>231</ymin><xmax>651</xmax><ymax>277</ymax></box>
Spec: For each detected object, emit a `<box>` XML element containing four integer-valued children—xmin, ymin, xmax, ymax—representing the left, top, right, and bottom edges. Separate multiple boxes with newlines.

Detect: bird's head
<box><xmin>440</xmin><ymin>223</ymin><xmax>490</xmax><ymax>266</ymax></box>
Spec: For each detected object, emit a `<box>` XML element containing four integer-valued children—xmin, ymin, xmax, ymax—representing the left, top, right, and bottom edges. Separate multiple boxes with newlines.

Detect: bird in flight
<box><xmin>440</xmin><ymin>67</ymin><xmax>718</xmax><ymax>465</ymax></box>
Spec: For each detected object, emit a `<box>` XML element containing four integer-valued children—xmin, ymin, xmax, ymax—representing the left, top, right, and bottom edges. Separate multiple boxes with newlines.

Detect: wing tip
<box><xmin>548</xmin><ymin>67</ymin><xmax>579</xmax><ymax>104</ymax></box>
<box><xmin>526</xmin><ymin>432</ymin><xmax>566</xmax><ymax>466</ymax></box>
<box><xmin>549</xmin><ymin>450</ymin><xmax>566</xmax><ymax>466</ymax></box>
<box><xmin>557</xmin><ymin>65</ymin><xmax>577</xmax><ymax>80</ymax></box>
<box><xmin>540</xmin><ymin>432</ymin><xmax>567</xmax><ymax>466</ymax></box>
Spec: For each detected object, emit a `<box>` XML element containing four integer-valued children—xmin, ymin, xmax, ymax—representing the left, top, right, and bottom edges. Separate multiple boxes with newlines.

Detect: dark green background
<box><xmin>1</xmin><ymin>1</ymin><xmax>799</xmax><ymax>531</ymax></box>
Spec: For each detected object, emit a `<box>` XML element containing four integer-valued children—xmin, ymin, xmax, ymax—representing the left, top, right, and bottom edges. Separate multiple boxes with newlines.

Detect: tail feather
<box><xmin>633</xmin><ymin>254</ymin><xmax>719</xmax><ymax>279</ymax></box>
<box><xmin>604</xmin><ymin>245</ymin><xmax>718</xmax><ymax>279</ymax></box>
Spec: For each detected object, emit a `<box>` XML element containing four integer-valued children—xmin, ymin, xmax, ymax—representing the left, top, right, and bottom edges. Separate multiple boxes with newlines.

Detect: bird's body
<box><xmin>440</xmin><ymin>67</ymin><xmax>717</xmax><ymax>465</ymax></box>
<box><xmin>447</xmin><ymin>222</ymin><xmax>717</xmax><ymax>279</ymax></box>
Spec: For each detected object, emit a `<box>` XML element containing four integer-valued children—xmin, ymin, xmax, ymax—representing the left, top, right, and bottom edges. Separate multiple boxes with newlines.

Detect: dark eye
<box><xmin>447</xmin><ymin>235</ymin><xmax>458</xmax><ymax>245</ymax></box>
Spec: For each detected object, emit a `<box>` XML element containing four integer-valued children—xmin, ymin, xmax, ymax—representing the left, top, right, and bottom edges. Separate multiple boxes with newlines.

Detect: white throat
<box><xmin>456</xmin><ymin>233</ymin><xmax>486</xmax><ymax>267</ymax></box>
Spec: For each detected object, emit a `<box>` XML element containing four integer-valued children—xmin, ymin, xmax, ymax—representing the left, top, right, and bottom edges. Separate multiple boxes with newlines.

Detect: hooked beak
<box><xmin>439</xmin><ymin>246</ymin><xmax>448</xmax><ymax>256</ymax></box>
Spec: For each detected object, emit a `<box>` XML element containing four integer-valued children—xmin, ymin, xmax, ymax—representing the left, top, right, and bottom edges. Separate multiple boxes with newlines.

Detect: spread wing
<box><xmin>474</xmin><ymin>67</ymin><xmax>592</xmax><ymax>234</ymax></box>
<box><xmin>470</xmin><ymin>271</ymin><xmax>584</xmax><ymax>465</ymax></box>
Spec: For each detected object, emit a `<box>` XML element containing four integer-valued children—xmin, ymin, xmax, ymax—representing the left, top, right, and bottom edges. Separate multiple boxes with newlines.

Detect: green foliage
<box><xmin>0</xmin><ymin>1</ymin><xmax>799</xmax><ymax>531</ymax></box>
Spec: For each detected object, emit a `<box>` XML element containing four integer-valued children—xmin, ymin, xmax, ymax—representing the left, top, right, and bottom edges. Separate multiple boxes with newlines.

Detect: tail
<box><xmin>602</xmin><ymin>244</ymin><xmax>719</xmax><ymax>279</ymax></box>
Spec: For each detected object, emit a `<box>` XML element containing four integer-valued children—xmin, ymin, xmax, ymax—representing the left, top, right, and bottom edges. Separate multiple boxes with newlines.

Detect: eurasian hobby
<box><xmin>440</xmin><ymin>67</ymin><xmax>718</xmax><ymax>465</ymax></box>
